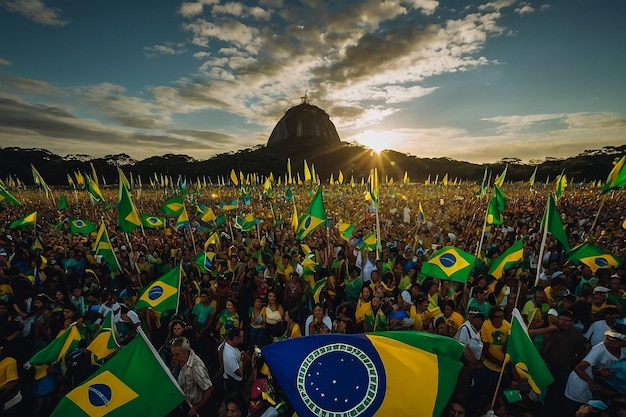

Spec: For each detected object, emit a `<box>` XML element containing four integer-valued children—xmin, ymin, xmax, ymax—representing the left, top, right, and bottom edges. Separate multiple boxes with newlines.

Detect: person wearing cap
<box><xmin>591</xmin><ymin>286</ymin><xmax>611</xmax><ymax>317</ymax></box>
<box><xmin>574</xmin><ymin>400</ymin><xmax>610</xmax><ymax>417</ymax></box>
<box><xmin>565</xmin><ymin>323</ymin><xmax>626</xmax><ymax>412</ymax></box>
<box><xmin>453</xmin><ymin>308</ymin><xmax>485</xmax><ymax>408</ymax></box>
<box><xmin>607</xmin><ymin>274</ymin><xmax>624</xmax><ymax>312</ymax></box>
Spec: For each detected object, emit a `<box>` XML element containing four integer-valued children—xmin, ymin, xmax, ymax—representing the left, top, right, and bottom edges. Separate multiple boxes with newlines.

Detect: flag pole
<box><xmin>475</xmin><ymin>172</ymin><xmax>492</xmax><ymax>258</ymax></box>
<box><xmin>589</xmin><ymin>193</ymin><xmax>608</xmax><ymax>238</ymax></box>
<box><xmin>489</xmin><ymin>355</ymin><xmax>510</xmax><ymax>412</ymax></box>
<box><xmin>188</xmin><ymin>224</ymin><xmax>197</xmax><ymax>255</ymax></box>
<box><xmin>533</xmin><ymin>198</ymin><xmax>550</xmax><ymax>288</ymax></box>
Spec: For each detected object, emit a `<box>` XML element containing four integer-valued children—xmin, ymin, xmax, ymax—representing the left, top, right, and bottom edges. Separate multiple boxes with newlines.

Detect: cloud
<box><xmin>143</xmin><ymin>42</ymin><xmax>187</xmax><ymax>58</ymax></box>
<box><xmin>514</xmin><ymin>3</ymin><xmax>534</xmax><ymax>15</ymax></box>
<box><xmin>1</xmin><ymin>0</ymin><xmax>69</xmax><ymax>26</ymax></box>
<box><xmin>0</xmin><ymin>58</ymin><xmax>11</xmax><ymax>66</ymax></box>
<box><xmin>178</xmin><ymin>0</ymin><xmax>219</xmax><ymax>18</ymax></box>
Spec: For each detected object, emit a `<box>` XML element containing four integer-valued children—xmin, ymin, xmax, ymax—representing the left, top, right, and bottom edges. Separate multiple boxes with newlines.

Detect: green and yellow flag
<box><xmin>421</xmin><ymin>246</ymin><xmax>476</xmax><ymax>283</ymax></box>
<box><xmin>86</xmin><ymin>175</ymin><xmax>106</xmax><ymax>203</ymax></box>
<box><xmin>486</xmin><ymin>185</ymin><xmax>506</xmax><ymax>225</ymax></box>
<box><xmin>566</xmin><ymin>242</ymin><xmax>621</xmax><ymax>273</ymax></box>
<box><xmin>296</xmin><ymin>187</ymin><xmax>326</xmax><ymax>240</ymax></box>
<box><xmin>0</xmin><ymin>185</ymin><xmax>20</xmax><ymax>206</ymax></box>
<box><xmin>507</xmin><ymin>309</ymin><xmax>554</xmax><ymax>396</ymax></box>
<box><xmin>602</xmin><ymin>155</ymin><xmax>626</xmax><ymax>194</ymax></box>
<box><xmin>541</xmin><ymin>195</ymin><xmax>571</xmax><ymax>251</ymax></box>
<box><xmin>51</xmin><ymin>329</ymin><xmax>184</xmax><ymax>417</ymax></box>
<box><xmin>87</xmin><ymin>311</ymin><xmax>119</xmax><ymax>365</ymax></box>
<box><xmin>70</xmin><ymin>218</ymin><xmax>96</xmax><ymax>235</ymax></box>
<box><xmin>488</xmin><ymin>238</ymin><xmax>525</xmax><ymax>279</ymax></box>
<box><xmin>135</xmin><ymin>267</ymin><xmax>181</xmax><ymax>313</ymax></box>
<box><xmin>30</xmin><ymin>324</ymin><xmax>81</xmax><ymax>365</ymax></box>
<box><xmin>263</xmin><ymin>331</ymin><xmax>463</xmax><ymax>417</ymax></box>
<box><xmin>204</xmin><ymin>232</ymin><xmax>220</xmax><ymax>250</ymax></box>
<box><xmin>161</xmin><ymin>196</ymin><xmax>184</xmax><ymax>216</ymax></box>
<box><xmin>10</xmin><ymin>211</ymin><xmax>37</xmax><ymax>228</ymax></box>
<box><xmin>118</xmin><ymin>184</ymin><xmax>141</xmax><ymax>233</ymax></box>
<box><xmin>141</xmin><ymin>214</ymin><xmax>165</xmax><ymax>229</ymax></box>
<box><xmin>94</xmin><ymin>222</ymin><xmax>121</xmax><ymax>272</ymax></box>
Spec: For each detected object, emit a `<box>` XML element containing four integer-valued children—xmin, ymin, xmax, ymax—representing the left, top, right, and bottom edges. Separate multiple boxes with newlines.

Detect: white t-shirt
<box><xmin>454</xmin><ymin>321</ymin><xmax>483</xmax><ymax>361</ymax></box>
<box><xmin>222</xmin><ymin>342</ymin><xmax>242</xmax><ymax>381</ymax></box>
<box><xmin>584</xmin><ymin>321</ymin><xmax>611</xmax><ymax>347</ymax></box>
<box><xmin>565</xmin><ymin>342</ymin><xmax>626</xmax><ymax>404</ymax></box>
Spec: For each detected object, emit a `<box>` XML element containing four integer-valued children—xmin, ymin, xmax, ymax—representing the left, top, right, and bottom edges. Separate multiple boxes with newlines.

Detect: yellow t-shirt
<box><xmin>0</xmin><ymin>356</ymin><xmax>18</xmax><ymax>387</ymax></box>
<box><xmin>480</xmin><ymin>319</ymin><xmax>511</xmax><ymax>372</ymax></box>
<box><xmin>355</xmin><ymin>300</ymin><xmax>372</xmax><ymax>324</ymax></box>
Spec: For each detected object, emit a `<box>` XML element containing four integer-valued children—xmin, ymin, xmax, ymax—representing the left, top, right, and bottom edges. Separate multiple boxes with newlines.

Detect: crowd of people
<box><xmin>0</xmin><ymin>177</ymin><xmax>625</xmax><ymax>417</ymax></box>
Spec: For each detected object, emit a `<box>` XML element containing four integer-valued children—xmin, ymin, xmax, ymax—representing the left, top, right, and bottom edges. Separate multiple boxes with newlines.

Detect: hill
<box><xmin>0</xmin><ymin>143</ymin><xmax>624</xmax><ymax>186</ymax></box>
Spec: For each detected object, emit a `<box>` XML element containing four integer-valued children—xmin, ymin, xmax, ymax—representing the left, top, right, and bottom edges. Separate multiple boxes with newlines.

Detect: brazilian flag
<box><xmin>70</xmin><ymin>218</ymin><xmax>96</xmax><ymax>235</ymax></box>
<box><xmin>141</xmin><ymin>214</ymin><xmax>165</xmax><ymax>229</ymax></box>
<box><xmin>296</xmin><ymin>187</ymin><xmax>326</xmax><ymax>240</ymax></box>
<box><xmin>30</xmin><ymin>325</ymin><xmax>81</xmax><ymax>365</ymax></box>
<box><xmin>263</xmin><ymin>331</ymin><xmax>463</xmax><ymax>417</ymax></box>
<box><xmin>50</xmin><ymin>330</ymin><xmax>184</xmax><ymax>417</ymax></box>
<box><xmin>135</xmin><ymin>267</ymin><xmax>181</xmax><ymax>313</ymax></box>
<box><xmin>421</xmin><ymin>246</ymin><xmax>476</xmax><ymax>283</ymax></box>
<box><xmin>160</xmin><ymin>196</ymin><xmax>184</xmax><ymax>216</ymax></box>
<box><xmin>488</xmin><ymin>238</ymin><xmax>525</xmax><ymax>279</ymax></box>
<box><xmin>567</xmin><ymin>242</ymin><xmax>621</xmax><ymax>273</ymax></box>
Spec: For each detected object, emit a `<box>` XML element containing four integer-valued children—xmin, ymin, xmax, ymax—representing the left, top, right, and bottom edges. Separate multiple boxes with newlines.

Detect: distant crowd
<box><xmin>0</xmin><ymin>179</ymin><xmax>625</xmax><ymax>417</ymax></box>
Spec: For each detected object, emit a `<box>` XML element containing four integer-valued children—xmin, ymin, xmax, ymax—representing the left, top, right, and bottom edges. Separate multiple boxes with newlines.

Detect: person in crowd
<box><xmin>171</xmin><ymin>336</ymin><xmax>214</xmax><ymax>417</ymax></box>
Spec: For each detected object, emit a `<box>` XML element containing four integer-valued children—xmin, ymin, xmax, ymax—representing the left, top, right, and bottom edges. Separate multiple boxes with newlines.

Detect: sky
<box><xmin>0</xmin><ymin>0</ymin><xmax>624</xmax><ymax>164</ymax></box>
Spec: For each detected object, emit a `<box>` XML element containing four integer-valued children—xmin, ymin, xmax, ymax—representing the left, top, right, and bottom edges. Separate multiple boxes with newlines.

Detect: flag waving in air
<box><xmin>486</xmin><ymin>185</ymin><xmax>506</xmax><ymax>225</ymax></box>
<box><xmin>263</xmin><ymin>331</ymin><xmax>463</xmax><ymax>417</ymax></box>
<box><xmin>30</xmin><ymin>324</ymin><xmax>81</xmax><ymax>365</ymax></box>
<box><xmin>488</xmin><ymin>238</ymin><xmax>525</xmax><ymax>279</ymax></box>
<box><xmin>51</xmin><ymin>329</ymin><xmax>184</xmax><ymax>417</ymax></box>
<box><xmin>87</xmin><ymin>311</ymin><xmax>120</xmax><ymax>365</ymax></box>
<box><xmin>602</xmin><ymin>155</ymin><xmax>626</xmax><ymax>194</ymax></box>
<box><xmin>507</xmin><ymin>309</ymin><xmax>554</xmax><ymax>396</ymax></box>
<box><xmin>10</xmin><ymin>211</ymin><xmax>37</xmax><ymax>229</ymax></box>
<box><xmin>118</xmin><ymin>183</ymin><xmax>141</xmax><ymax>233</ymax></box>
<box><xmin>296</xmin><ymin>187</ymin><xmax>326</xmax><ymax>240</ymax></box>
<box><xmin>421</xmin><ymin>246</ymin><xmax>476</xmax><ymax>283</ymax></box>
<box><xmin>566</xmin><ymin>242</ymin><xmax>621</xmax><ymax>273</ymax></box>
<box><xmin>135</xmin><ymin>266</ymin><xmax>181</xmax><ymax>313</ymax></box>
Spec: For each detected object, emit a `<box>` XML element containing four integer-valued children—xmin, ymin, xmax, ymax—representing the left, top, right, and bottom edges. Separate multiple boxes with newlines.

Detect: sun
<box><xmin>354</xmin><ymin>130</ymin><xmax>387</xmax><ymax>153</ymax></box>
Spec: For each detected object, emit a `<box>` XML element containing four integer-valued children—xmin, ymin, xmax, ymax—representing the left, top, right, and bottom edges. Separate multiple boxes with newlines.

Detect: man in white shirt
<box><xmin>222</xmin><ymin>327</ymin><xmax>246</xmax><ymax>397</ymax></box>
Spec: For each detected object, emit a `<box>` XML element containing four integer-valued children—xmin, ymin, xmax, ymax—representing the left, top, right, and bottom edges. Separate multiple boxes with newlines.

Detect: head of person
<box><xmin>360</xmin><ymin>285</ymin><xmax>372</xmax><ymax>301</ymax></box>
<box><xmin>467</xmin><ymin>308</ymin><xmax>486</xmax><ymax>329</ymax></box>
<box><xmin>557</xmin><ymin>310</ymin><xmax>575</xmax><ymax>331</ymax></box>
<box><xmin>592</xmin><ymin>286</ymin><xmax>609</xmax><ymax>306</ymax></box>
<box><xmin>312</xmin><ymin>303</ymin><xmax>325</xmax><ymax>318</ymax></box>
<box><xmin>227</xmin><ymin>327</ymin><xmax>244</xmax><ymax>346</ymax></box>
<box><xmin>170</xmin><ymin>336</ymin><xmax>191</xmax><ymax>365</ymax></box>
<box><xmin>444</xmin><ymin>299</ymin><xmax>457</xmax><ymax>318</ymax></box>
<box><xmin>447</xmin><ymin>401</ymin><xmax>466</xmax><ymax>417</ymax></box>
<box><xmin>605</xmin><ymin>323</ymin><xmax>626</xmax><ymax>349</ymax></box>
<box><xmin>533</xmin><ymin>287</ymin><xmax>546</xmax><ymax>305</ymax></box>
<box><xmin>225</xmin><ymin>395</ymin><xmax>245</xmax><ymax>417</ymax></box>
<box><xmin>489</xmin><ymin>306</ymin><xmax>505</xmax><ymax>326</ymax></box>
<box><xmin>225</xmin><ymin>298</ymin><xmax>237</xmax><ymax>312</ymax></box>
<box><xmin>170</xmin><ymin>319</ymin><xmax>186</xmax><ymax>337</ymax></box>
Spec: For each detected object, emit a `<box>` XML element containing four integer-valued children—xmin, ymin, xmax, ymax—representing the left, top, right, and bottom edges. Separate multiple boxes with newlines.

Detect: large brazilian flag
<box><xmin>51</xmin><ymin>329</ymin><xmax>184</xmax><ymax>417</ymax></box>
<box><xmin>262</xmin><ymin>331</ymin><xmax>464</xmax><ymax>417</ymax></box>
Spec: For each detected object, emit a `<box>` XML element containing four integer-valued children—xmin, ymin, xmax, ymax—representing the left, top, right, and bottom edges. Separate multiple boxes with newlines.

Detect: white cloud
<box><xmin>143</xmin><ymin>42</ymin><xmax>186</xmax><ymax>58</ymax></box>
<box><xmin>1</xmin><ymin>0</ymin><xmax>69</xmax><ymax>26</ymax></box>
<box><xmin>0</xmin><ymin>58</ymin><xmax>12</xmax><ymax>66</ymax></box>
<box><xmin>514</xmin><ymin>3</ymin><xmax>535</xmax><ymax>15</ymax></box>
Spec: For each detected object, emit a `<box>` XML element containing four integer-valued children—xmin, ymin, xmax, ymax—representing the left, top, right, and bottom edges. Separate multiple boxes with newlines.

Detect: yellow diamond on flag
<box><xmin>138</xmin><ymin>280</ymin><xmax>178</xmax><ymax>308</ymax></box>
<box><xmin>430</xmin><ymin>247</ymin><xmax>471</xmax><ymax>276</ymax></box>
<box><xmin>66</xmin><ymin>370</ymin><xmax>138</xmax><ymax>417</ymax></box>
